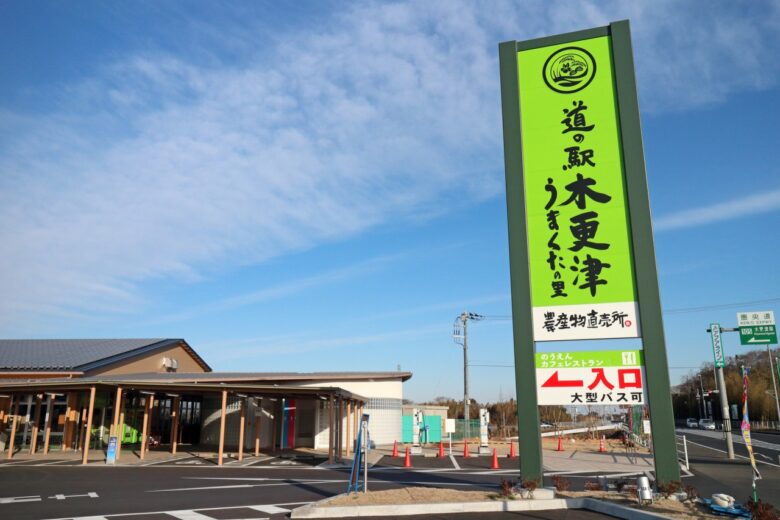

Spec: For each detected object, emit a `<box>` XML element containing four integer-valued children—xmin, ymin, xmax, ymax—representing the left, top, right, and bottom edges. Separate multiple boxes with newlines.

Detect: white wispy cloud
<box><xmin>654</xmin><ymin>188</ymin><xmax>780</xmax><ymax>232</ymax></box>
<box><xmin>198</xmin><ymin>323</ymin><xmax>445</xmax><ymax>363</ymax></box>
<box><xmin>0</xmin><ymin>1</ymin><xmax>778</xmax><ymax>329</ymax></box>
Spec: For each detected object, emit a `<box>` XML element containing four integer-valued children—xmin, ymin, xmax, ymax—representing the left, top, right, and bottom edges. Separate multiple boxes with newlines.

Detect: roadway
<box><xmin>677</xmin><ymin>428</ymin><xmax>780</xmax><ymax>506</ymax></box>
<box><xmin>677</xmin><ymin>427</ymin><xmax>780</xmax><ymax>466</ymax></box>
<box><xmin>0</xmin><ymin>455</ymin><xmax>609</xmax><ymax>520</ymax></box>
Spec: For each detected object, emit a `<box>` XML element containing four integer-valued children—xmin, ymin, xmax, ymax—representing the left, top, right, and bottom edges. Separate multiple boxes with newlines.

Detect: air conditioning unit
<box><xmin>162</xmin><ymin>357</ymin><xmax>179</xmax><ymax>372</ymax></box>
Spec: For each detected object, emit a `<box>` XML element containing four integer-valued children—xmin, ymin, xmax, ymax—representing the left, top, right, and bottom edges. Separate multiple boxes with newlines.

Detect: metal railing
<box><xmin>675</xmin><ymin>434</ymin><xmax>689</xmax><ymax>471</ymax></box>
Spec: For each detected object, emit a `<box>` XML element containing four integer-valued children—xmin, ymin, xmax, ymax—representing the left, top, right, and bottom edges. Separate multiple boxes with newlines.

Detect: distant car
<box><xmin>686</xmin><ymin>418</ymin><xmax>699</xmax><ymax>428</ymax></box>
<box><xmin>698</xmin><ymin>419</ymin><xmax>716</xmax><ymax>430</ymax></box>
<box><xmin>540</xmin><ymin>422</ymin><xmax>554</xmax><ymax>429</ymax></box>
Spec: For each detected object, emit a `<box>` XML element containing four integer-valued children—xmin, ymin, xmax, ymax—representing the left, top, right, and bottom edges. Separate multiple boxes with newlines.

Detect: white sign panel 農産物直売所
<box><xmin>535</xmin><ymin>350</ymin><xmax>646</xmax><ymax>406</ymax></box>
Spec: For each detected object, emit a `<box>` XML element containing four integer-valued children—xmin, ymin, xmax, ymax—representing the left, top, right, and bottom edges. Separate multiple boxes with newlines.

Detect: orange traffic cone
<box><xmin>556</xmin><ymin>436</ymin><xmax>564</xmax><ymax>452</ymax></box>
<box><xmin>403</xmin><ymin>447</ymin><xmax>412</xmax><ymax>468</ymax></box>
<box><xmin>599</xmin><ymin>436</ymin><xmax>606</xmax><ymax>453</ymax></box>
<box><xmin>491</xmin><ymin>448</ymin><xmax>499</xmax><ymax>470</ymax></box>
<box><xmin>463</xmin><ymin>441</ymin><xmax>470</xmax><ymax>458</ymax></box>
<box><xmin>392</xmin><ymin>440</ymin><xmax>399</xmax><ymax>457</ymax></box>
<box><xmin>437</xmin><ymin>441</ymin><xmax>445</xmax><ymax>458</ymax></box>
<box><xmin>508</xmin><ymin>441</ymin><xmax>517</xmax><ymax>459</ymax></box>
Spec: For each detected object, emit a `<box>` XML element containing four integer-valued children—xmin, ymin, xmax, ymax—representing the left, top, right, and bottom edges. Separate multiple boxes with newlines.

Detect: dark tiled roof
<box><xmin>72</xmin><ymin>371</ymin><xmax>415</xmax><ymax>383</ymax></box>
<box><xmin>0</xmin><ymin>339</ymin><xmax>172</xmax><ymax>371</ymax></box>
<box><xmin>0</xmin><ymin>370</ymin><xmax>413</xmax><ymax>384</ymax></box>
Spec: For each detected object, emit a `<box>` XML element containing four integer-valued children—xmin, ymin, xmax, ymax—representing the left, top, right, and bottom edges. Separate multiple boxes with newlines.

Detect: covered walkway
<box><xmin>0</xmin><ymin>376</ymin><xmax>366</xmax><ymax>466</ymax></box>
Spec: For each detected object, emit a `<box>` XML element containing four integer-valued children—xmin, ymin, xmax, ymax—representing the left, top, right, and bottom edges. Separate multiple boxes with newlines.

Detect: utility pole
<box><xmin>463</xmin><ymin>315</ymin><xmax>470</xmax><ymax>439</ymax></box>
<box><xmin>453</xmin><ymin>312</ymin><xmax>484</xmax><ymax>442</ymax></box>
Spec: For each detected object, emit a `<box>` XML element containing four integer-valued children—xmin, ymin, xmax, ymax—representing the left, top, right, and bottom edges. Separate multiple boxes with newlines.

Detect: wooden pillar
<box><xmin>170</xmin><ymin>396</ymin><xmax>181</xmax><ymax>455</ymax></box>
<box><xmin>328</xmin><ymin>394</ymin><xmax>335</xmax><ymax>463</ymax></box>
<box><xmin>140</xmin><ymin>394</ymin><xmax>153</xmax><ymax>460</ymax></box>
<box><xmin>6</xmin><ymin>396</ymin><xmax>19</xmax><ymax>459</ymax></box>
<box><xmin>81</xmin><ymin>387</ymin><xmax>96</xmax><ymax>465</ymax></box>
<box><xmin>29</xmin><ymin>394</ymin><xmax>42</xmax><ymax>454</ymax></box>
<box><xmin>253</xmin><ymin>398</ymin><xmax>261</xmax><ymax>457</ymax></box>
<box><xmin>116</xmin><ymin>394</ymin><xmax>126</xmax><ymax>460</ymax></box>
<box><xmin>43</xmin><ymin>394</ymin><xmax>54</xmax><ymax>455</ymax></box>
<box><xmin>111</xmin><ymin>387</ymin><xmax>123</xmax><ymax>437</ymax></box>
<box><xmin>217</xmin><ymin>390</ymin><xmax>227</xmax><ymax>466</ymax></box>
<box><xmin>62</xmin><ymin>393</ymin><xmax>74</xmax><ymax>451</ymax></box>
<box><xmin>238</xmin><ymin>398</ymin><xmax>246</xmax><ymax>461</ymax></box>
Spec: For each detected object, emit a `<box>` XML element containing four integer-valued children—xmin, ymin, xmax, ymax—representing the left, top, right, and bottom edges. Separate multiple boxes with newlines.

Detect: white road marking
<box><xmin>449</xmin><ymin>454</ymin><xmax>460</xmax><ymax>470</ymax></box>
<box><xmin>42</xmin><ymin>502</ymin><xmax>307</xmax><ymax>520</ymax></box>
<box><xmin>151</xmin><ymin>484</ymin><xmax>255</xmax><ymax>492</ymax></box>
<box><xmin>1</xmin><ymin>459</ymin><xmax>40</xmax><ymax>466</ymax></box>
<box><xmin>249</xmin><ymin>504</ymin><xmax>290</xmax><ymax>514</ymax></box>
<box><xmin>0</xmin><ymin>495</ymin><xmax>41</xmax><ymax>504</ymax></box>
<box><xmin>679</xmin><ymin>428</ymin><xmax>780</xmax><ymax>451</ymax></box>
<box><xmin>48</xmin><ymin>492</ymin><xmax>99</xmax><ymax>500</ymax></box>
<box><xmin>36</xmin><ymin>459</ymin><xmax>79</xmax><ymax>466</ymax></box>
<box><xmin>167</xmin><ymin>511</ymin><xmax>214</xmax><ymax>520</ymax></box>
<box><xmin>685</xmin><ymin>438</ymin><xmax>780</xmax><ymax>468</ymax></box>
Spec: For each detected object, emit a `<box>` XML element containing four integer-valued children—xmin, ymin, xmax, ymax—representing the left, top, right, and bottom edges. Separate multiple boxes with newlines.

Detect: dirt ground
<box><xmin>327</xmin><ymin>487</ymin><xmax>723</xmax><ymax>519</ymax></box>
<box><xmin>539</xmin><ymin>435</ymin><xmax>651</xmax><ymax>453</ymax></box>
<box><xmin>326</xmin><ymin>487</ymin><xmax>495</xmax><ymax>506</ymax></box>
<box><xmin>558</xmin><ymin>490</ymin><xmax>720</xmax><ymax>520</ymax></box>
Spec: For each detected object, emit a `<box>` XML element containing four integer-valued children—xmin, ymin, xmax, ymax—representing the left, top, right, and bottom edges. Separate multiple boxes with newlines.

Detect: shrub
<box><xmin>745</xmin><ymin>498</ymin><xmax>780</xmax><ymax>520</ymax></box>
<box><xmin>584</xmin><ymin>480</ymin><xmax>602</xmax><ymax>492</ymax></box>
<box><xmin>683</xmin><ymin>484</ymin><xmax>698</xmax><ymax>501</ymax></box>
<box><xmin>521</xmin><ymin>478</ymin><xmax>539</xmax><ymax>498</ymax></box>
<box><xmin>656</xmin><ymin>481</ymin><xmax>681</xmax><ymax>498</ymax></box>
<box><xmin>499</xmin><ymin>479</ymin><xmax>516</xmax><ymax>499</ymax></box>
<box><xmin>551</xmin><ymin>475</ymin><xmax>570</xmax><ymax>492</ymax></box>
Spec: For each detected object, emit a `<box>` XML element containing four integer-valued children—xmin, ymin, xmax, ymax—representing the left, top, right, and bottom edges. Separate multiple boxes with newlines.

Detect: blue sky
<box><xmin>1</xmin><ymin>1</ymin><xmax>779</xmax><ymax>403</ymax></box>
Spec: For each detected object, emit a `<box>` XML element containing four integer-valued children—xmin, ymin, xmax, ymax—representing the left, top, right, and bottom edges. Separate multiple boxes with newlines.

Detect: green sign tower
<box><xmin>499</xmin><ymin>20</ymin><xmax>680</xmax><ymax>484</ymax></box>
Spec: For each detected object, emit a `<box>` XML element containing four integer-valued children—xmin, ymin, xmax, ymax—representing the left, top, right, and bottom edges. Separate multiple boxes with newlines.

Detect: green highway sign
<box><xmin>739</xmin><ymin>325</ymin><xmax>777</xmax><ymax>345</ymax></box>
<box><xmin>738</xmin><ymin>311</ymin><xmax>777</xmax><ymax>345</ymax></box>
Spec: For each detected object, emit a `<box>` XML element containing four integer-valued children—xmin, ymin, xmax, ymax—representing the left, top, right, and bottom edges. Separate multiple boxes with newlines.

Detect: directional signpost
<box><xmin>500</xmin><ymin>20</ymin><xmax>680</xmax><ymax>484</ymax></box>
<box><xmin>535</xmin><ymin>350</ymin><xmax>646</xmax><ymax>406</ymax></box>
<box><xmin>738</xmin><ymin>311</ymin><xmax>777</xmax><ymax>345</ymax></box>
<box><xmin>709</xmin><ymin>323</ymin><xmax>734</xmax><ymax>459</ymax></box>
<box><xmin>739</xmin><ymin>311</ymin><xmax>780</xmax><ymax>422</ymax></box>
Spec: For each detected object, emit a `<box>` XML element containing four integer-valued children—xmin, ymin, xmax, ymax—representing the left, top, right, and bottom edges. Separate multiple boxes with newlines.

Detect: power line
<box><xmin>663</xmin><ymin>297</ymin><xmax>780</xmax><ymax>315</ymax></box>
<box><xmin>471</xmin><ymin>296</ymin><xmax>779</xmax><ymax>320</ymax></box>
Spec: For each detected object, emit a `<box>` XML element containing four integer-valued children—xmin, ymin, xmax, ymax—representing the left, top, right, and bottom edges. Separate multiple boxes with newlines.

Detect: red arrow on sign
<box><xmin>541</xmin><ymin>371</ymin><xmax>583</xmax><ymax>388</ymax></box>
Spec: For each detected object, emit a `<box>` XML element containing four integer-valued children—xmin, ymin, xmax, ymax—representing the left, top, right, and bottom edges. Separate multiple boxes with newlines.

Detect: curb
<box><xmin>291</xmin><ymin>495</ymin><xmax>673</xmax><ymax>519</ymax></box>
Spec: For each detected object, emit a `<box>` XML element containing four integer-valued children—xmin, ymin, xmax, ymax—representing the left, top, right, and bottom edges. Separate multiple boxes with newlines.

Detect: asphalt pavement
<box><xmin>678</xmin><ymin>428</ymin><xmax>780</xmax><ymax>507</ymax></box>
<box><xmin>0</xmin><ymin>453</ymin><xmax>623</xmax><ymax>520</ymax></box>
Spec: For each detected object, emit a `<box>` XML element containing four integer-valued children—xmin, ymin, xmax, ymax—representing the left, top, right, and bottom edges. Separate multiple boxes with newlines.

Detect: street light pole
<box><xmin>698</xmin><ymin>375</ymin><xmax>707</xmax><ymax>418</ymax></box>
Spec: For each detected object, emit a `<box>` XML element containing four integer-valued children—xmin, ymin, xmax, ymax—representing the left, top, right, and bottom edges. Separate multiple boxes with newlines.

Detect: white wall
<box><xmin>301</xmin><ymin>379</ymin><xmax>405</xmax><ymax>447</ymax></box>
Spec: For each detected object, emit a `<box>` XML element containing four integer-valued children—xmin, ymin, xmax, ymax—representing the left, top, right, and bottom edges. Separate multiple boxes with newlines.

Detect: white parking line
<box><xmin>167</xmin><ymin>511</ymin><xmax>214</xmax><ymax>520</ymax></box>
<box><xmin>42</xmin><ymin>502</ymin><xmax>309</xmax><ymax>520</ymax></box>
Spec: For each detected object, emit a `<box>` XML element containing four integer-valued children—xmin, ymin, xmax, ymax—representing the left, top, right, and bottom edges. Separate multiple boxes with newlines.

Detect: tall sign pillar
<box><xmin>499</xmin><ymin>20</ymin><xmax>680</xmax><ymax>484</ymax></box>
